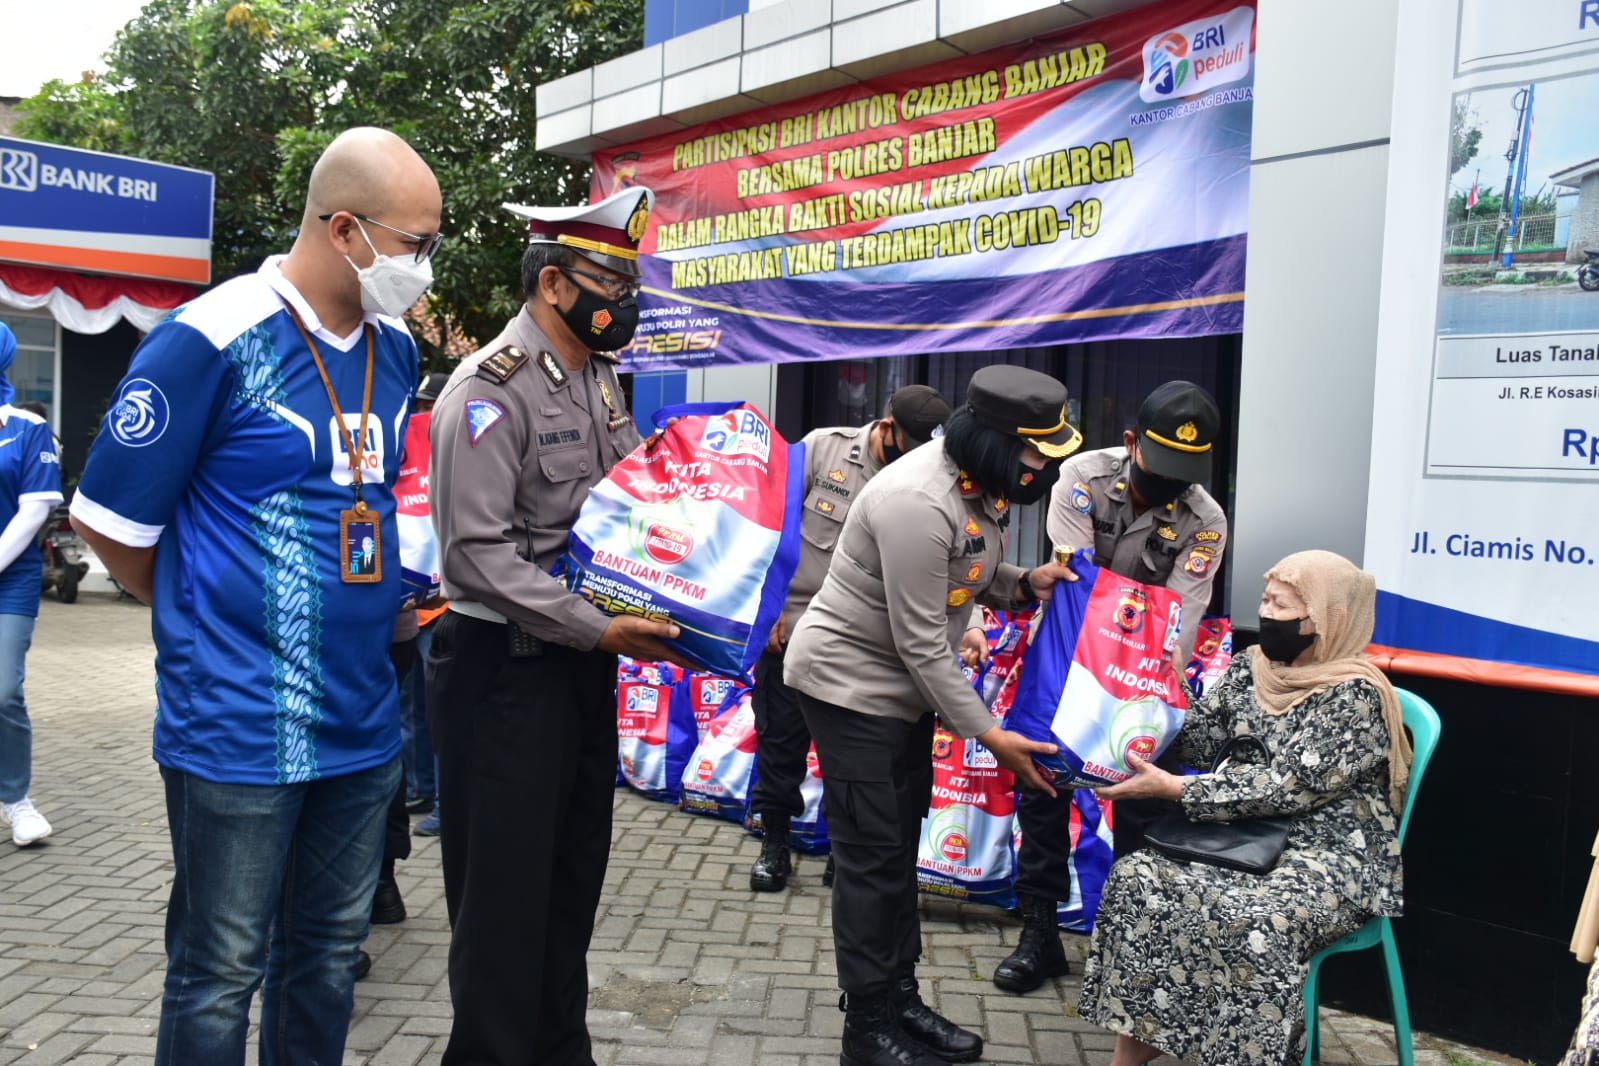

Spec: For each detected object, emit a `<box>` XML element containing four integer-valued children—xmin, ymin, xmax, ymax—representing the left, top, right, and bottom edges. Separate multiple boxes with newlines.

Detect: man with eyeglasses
<box><xmin>427</xmin><ymin>186</ymin><xmax>684</xmax><ymax>1066</ymax></box>
<box><xmin>69</xmin><ymin>127</ymin><xmax>441</xmax><ymax>1065</ymax></box>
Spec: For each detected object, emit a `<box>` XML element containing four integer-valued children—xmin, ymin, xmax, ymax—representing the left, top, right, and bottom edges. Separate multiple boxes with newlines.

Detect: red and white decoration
<box><xmin>0</xmin><ymin>264</ymin><xmax>194</xmax><ymax>334</ymax></box>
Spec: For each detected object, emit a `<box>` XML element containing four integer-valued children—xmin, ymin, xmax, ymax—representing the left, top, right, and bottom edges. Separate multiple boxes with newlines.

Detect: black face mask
<box><xmin>1129</xmin><ymin>459</ymin><xmax>1189</xmax><ymax>508</ymax></box>
<box><xmin>879</xmin><ymin>423</ymin><xmax>906</xmax><ymax>466</ymax></box>
<box><xmin>559</xmin><ymin>284</ymin><xmax>640</xmax><ymax>352</ymax></box>
<box><xmin>1010</xmin><ymin>457</ymin><xmax>1061</xmax><ymax>504</ymax></box>
<box><xmin>1256</xmin><ymin>616</ymin><xmax>1316</xmax><ymax>664</ymax></box>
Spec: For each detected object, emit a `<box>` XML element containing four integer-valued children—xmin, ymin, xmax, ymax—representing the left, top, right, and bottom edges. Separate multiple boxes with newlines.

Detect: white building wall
<box><xmin>1228</xmin><ymin>0</ymin><xmax>1398</xmax><ymax>622</ymax></box>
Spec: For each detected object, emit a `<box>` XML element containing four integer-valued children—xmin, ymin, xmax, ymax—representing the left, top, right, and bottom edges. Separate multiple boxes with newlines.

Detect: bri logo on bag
<box><xmin>700</xmin><ymin>410</ymin><xmax>771</xmax><ymax>461</ymax></box>
<box><xmin>626</xmin><ymin>687</ymin><xmax>660</xmax><ymax>714</ymax></box>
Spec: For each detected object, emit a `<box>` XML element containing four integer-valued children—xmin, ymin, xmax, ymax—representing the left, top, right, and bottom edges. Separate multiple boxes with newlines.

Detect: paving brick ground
<box><xmin>0</xmin><ymin>593</ymin><xmax>1528</xmax><ymax>1066</ymax></box>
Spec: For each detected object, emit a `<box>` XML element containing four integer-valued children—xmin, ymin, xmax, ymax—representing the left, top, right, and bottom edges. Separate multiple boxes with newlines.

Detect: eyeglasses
<box><xmin>318</xmin><ymin>211</ymin><xmax>445</xmax><ymax>263</ymax></box>
<box><xmin>559</xmin><ymin>266</ymin><xmax>640</xmax><ymax>300</ymax></box>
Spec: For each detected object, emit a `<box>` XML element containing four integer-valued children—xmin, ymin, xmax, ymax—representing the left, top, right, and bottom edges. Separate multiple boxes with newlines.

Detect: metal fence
<box><xmin>1445</xmin><ymin>212</ymin><xmax>1562</xmax><ymax>253</ymax></box>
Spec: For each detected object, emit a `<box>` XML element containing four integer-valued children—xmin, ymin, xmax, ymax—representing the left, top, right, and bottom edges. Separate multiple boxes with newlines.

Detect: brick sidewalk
<box><xmin>0</xmin><ymin>594</ymin><xmax>1525</xmax><ymax>1066</ymax></box>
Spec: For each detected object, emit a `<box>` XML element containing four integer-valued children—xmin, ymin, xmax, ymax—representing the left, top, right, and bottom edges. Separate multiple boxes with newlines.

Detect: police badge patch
<box><xmin>1069</xmin><ymin>482</ymin><xmax>1093</xmax><ymax>513</ymax></box>
<box><xmin>465</xmin><ymin>398</ymin><xmax>506</xmax><ymax>447</ymax></box>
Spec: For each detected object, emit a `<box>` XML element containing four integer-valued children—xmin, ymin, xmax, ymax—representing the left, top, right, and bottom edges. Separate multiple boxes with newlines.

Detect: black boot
<box><xmin>892</xmin><ymin>972</ymin><xmax>983</xmax><ymax>1062</ymax></box>
<box><xmin>823</xmin><ymin>853</ymin><xmax>835</xmax><ymax>887</ymax></box>
<box><xmin>839</xmin><ymin>992</ymin><xmax>951</xmax><ymax>1066</ymax></box>
<box><xmin>750</xmin><ymin>815</ymin><xmax>793</xmax><ymax>892</ymax></box>
<box><xmin>992</xmin><ymin>894</ymin><xmax>1070</xmax><ymax>993</ymax></box>
<box><xmin>371</xmin><ymin>874</ymin><xmax>406</xmax><ymax>925</ymax></box>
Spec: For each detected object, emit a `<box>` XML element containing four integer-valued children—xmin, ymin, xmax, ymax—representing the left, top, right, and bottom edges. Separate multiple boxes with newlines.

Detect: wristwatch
<box><xmin>1017</xmin><ymin>568</ymin><xmax>1038</xmax><ymax>604</ymax></box>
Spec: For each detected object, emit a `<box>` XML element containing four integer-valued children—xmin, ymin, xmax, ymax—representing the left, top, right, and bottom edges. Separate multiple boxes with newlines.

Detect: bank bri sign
<box><xmin>0</xmin><ymin>136</ymin><xmax>213</xmax><ymax>285</ymax></box>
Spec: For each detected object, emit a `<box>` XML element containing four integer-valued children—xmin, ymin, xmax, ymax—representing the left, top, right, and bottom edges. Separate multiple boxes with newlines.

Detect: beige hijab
<box><xmin>1249</xmin><ymin>550</ymin><xmax>1412</xmax><ymax>812</ymax></box>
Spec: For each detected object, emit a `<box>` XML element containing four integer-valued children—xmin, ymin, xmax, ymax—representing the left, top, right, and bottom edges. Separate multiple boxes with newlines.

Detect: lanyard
<box><xmin>284</xmin><ymin>302</ymin><xmax>376</xmax><ymax>511</ymax></box>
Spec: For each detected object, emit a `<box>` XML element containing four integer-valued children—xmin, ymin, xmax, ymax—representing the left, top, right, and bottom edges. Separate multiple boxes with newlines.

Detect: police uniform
<box><xmin>784</xmin><ymin>365</ymin><xmax>1081</xmax><ymax>1066</ymax></box>
<box><xmin>749</xmin><ymin>386</ymin><xmax>951</xmax><ymax>891</ymax></box>
<box><xmin>997</xmin><ymin>383</ymin><xmax>1229</xmax><ymax>997</ymax></box>
<box><xmin>426</xmin><ymin>189</ymin><xmax>647</xmax><ymax>1066</ymax></box>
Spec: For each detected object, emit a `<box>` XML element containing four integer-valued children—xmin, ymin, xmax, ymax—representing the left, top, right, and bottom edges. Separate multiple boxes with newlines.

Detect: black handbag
<box><xmin>1143</xmin><ymin>735</ymin><xmax>1291</xmax><ymax>875</ymax></box>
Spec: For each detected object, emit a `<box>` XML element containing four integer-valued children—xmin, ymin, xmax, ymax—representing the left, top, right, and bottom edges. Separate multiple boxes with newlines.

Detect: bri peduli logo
<box><xmin>1139</xmin><ymin>5</ymin><xmax>1255</xmax><ymax>105</ymax></box>
<box><xmin>699</xmin><ymin>409</ymin><xmax>771</xmax><ymax>461</ymax></box>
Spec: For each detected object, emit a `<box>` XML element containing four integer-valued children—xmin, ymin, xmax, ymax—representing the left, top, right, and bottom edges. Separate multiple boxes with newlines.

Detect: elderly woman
<box><xmin>1081</xmin><ymin>550</ymin><xmax>1413</xmax><ymax>1066</ymax></box>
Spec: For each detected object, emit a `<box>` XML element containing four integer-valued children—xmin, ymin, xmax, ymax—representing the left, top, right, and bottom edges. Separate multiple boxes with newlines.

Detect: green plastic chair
<box><xmin>1301</xmin><ymin>687</ymin><xmax>1441</xmax><ymax>1066</ymax></box>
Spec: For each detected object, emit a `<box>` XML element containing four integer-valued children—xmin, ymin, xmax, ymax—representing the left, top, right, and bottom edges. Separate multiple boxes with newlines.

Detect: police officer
<box><xmin>427</xmin><ymin>187</ymin><xmax>686</xmax><ymax>1066</ymax></box>
<box><xmin>749</xmin><ymin>384</ymin><xmax>954</xmax><ymax>893</ymax></box>
<box><xmin>785</xmin><ymin>365</ymin><xmax>1081</xmax><ymax>1066</ymax></box>
<box><xmin>991</xmin><ymin>380</ymin><xmax>1228</xmax><ymax>995</ymax></box>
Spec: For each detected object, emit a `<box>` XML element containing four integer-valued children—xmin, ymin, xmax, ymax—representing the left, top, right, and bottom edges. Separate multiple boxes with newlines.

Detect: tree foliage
<box><xmin>1449</xmin><ymin>97</ymin><xmax>1481</xmax><ymax>178</ymax></box>
<box><xmin>16</xmin><ymin>0</ymin><xmax>643</xmax><ymax>362</ymax></box>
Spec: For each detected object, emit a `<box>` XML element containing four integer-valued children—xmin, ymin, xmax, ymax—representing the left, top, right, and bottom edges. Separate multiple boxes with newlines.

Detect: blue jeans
<box><xmin>0</xmin><ymin>613</ymin><xmax>36</xmax><ymax>803</ymax></box>
<box><xmin>156</xmin><ymin>755</ymin><xmax>401</xmax><ymax>1066</ymax></box>
<box><xmin>400</xmin><ymin>624</ymin><xmax>436</xmax><ymax>800</ymax></box>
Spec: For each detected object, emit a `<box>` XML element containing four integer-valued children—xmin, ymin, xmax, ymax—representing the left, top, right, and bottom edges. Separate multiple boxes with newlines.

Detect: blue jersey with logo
<box><xmin>72</xmin><ymin>259</ymin><xmax>416</xmax><ymax>785</ymax></box>
<box><xmin>0</xmin><ymin>409</ymin><xmax>63</xmax><ymax>617</ymax></box>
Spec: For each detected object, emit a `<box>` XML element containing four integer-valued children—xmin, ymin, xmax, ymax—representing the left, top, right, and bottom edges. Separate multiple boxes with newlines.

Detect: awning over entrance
<box><xmin>0</xmin><ymin>262</ymin><xmax>193</xmax><ymax>334</ymax></box>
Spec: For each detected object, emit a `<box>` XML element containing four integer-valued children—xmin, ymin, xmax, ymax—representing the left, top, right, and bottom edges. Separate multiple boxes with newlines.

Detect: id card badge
<box><xmin>340</xmin><ymin>506</ymin><xmax>382</xmax><ymax>583</ymax></box>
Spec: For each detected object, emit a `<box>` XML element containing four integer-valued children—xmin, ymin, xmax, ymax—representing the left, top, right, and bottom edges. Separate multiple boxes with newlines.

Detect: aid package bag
<box><xmin>917</xmin><ymin>721</ymin><xmax>1018</xmax><ymax>909</ymax></box>
<box><xmin>616</xmin><ymin>659</ymin><xmax>698</xmax><ymax>802</ymax></box>
<box><xmin>680</xmin><ymin>687</ymin><xmax>757</xmax><ymax>822</ymax></box>
<box><xmin>557</xmin><ymin>402</ymin><xmax>804</xmax><ymax>684</ymax></box>
<box><xmin>1184</xmin><ymin>616</ymin><xmax>1234</xmax><ymax>700</ymax></box>
<box><xmin>1004</xmin><ymin>549</ymin><xmax>1188</xmax><ymax>789</ymax></box>
<box><xmin>395</xmin><ymin>411</ymin><xmax>441</xmax><ymax>608</ymax></box>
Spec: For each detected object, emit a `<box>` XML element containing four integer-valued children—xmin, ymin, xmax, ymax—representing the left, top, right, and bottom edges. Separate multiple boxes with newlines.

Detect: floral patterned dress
<box><xmin>1078</xmin><ymin>654</ymin><xmax>1403</xmax><ymax>1066</ymax></box>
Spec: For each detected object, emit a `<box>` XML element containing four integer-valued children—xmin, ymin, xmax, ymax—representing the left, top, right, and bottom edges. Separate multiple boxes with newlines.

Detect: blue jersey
<box><xmin>0</xmin><ymin>408</ymin><xmax>63</xmax><ymax>617</ymax></box>
<box><xmin>72</xmin><ymin>259</ymin><xmax>416</xmax><ymax>785</ymax></box>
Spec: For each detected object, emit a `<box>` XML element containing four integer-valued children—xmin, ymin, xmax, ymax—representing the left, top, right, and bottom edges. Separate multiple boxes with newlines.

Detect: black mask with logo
<box><xmin>559</xmin><ymin>283</ymin><xmax>640</xmax><ymax>352</ymax></box>
<box><xmin>1128</xmin><ymin>458</ymin><xmax>1189</xmax><ymax>508</ymax></box>
<box><xmin>1256</xmin><ymin>616</ymin><xmax>1316</xmax><ymax>664</ymax></box>
<box><xmin>1009</xmin><ymin>457</ymin><xmax>1061</xmax><ymax>504</ymax></box>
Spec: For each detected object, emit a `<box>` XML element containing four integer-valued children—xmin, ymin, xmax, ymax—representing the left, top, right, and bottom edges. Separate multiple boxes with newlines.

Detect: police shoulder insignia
<box><xmin>1070</xmin><ymin>482</ymin><xmax>1093</xmax><ymax>514</ymax></box>
<box><xmin>957</xmin><ymin>471</ymin><xmax>980</xmax><ymax>496</ymax></box>
<box><xmin>947</xmin><ymin>588</ymin><xmax>971</xmax><ymax>608</ymax></box>
<box><xmin>1193</xmin><ymin>529</ymin><xmax>1222</xmax><ymax>543</ymax></box>
<box><xmin>481</xmin><ymin>346</ymin><xmax>530</xmax><ymax>383</ymax></box>
<box><xmin>465</xmin><ymin>398</ymin><xmax>507</xmax><ymax>447</ymax></box>
<box><xmin>538</xmin><ymin>351</ymin><xmax>568</xmax><ymax>386</ymax></box>
<box><xmin>1184</xmin><ymin>549</ymin><xmax>1213</xmax><ymax>575</ymax></box>
<box><xmin>966</xmin><ymin>561</ymin><xmax>982</xmax><ymax>581</ymax></box>
<box><xmin>1156</xmin><ymin>525</ymin><xmax>1178</xmax><ymax>541</ymax></box>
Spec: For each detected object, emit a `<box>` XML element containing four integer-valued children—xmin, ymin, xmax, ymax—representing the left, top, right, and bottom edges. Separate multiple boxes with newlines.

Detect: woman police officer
<box><xmin>784</xmin><ymin>365</ymin><xmax>1083</xmax><ymax>1066</ymax></box>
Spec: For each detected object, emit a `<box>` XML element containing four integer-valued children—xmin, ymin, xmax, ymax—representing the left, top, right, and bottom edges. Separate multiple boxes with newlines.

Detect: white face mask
<box><xmin>345</xmin><ymin>219</ymin><xmax>434</xmax><ymax>317</ymax></box>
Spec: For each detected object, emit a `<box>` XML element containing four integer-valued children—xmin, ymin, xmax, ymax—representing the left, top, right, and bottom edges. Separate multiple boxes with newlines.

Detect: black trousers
<box><xmin>799</xmin><ymin>693</ymin><xmax>933</xmax><ymax>997</ymax></box>
<box><xmin>382</xmin><ymin>638</ymin><xmax>418</xmax><ymax>875</ymax></box>
<box><xmin>749</xmin><ymin>649</ymin><xmax>810</xmax><ymax>821</ymax></box>
<box><xmin>1013</xmin><ymin>749</ymin><xmax>1184</xmax><ymax>899</ymax></box>
<box><xmin>427</xmin><ymin>612</ymin><xmax>618</xmax><ymax>1066</ymax></box>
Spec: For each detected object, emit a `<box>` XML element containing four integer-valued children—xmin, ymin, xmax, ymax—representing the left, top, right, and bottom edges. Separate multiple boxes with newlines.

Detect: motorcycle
<box><xmin>40</xmin><ymin>503</ymin><xmax>89</xmax><ymax>604</ymax></box>
<box><xmin>1579</xmin><ymin>250</ymin><xmax>1599</xmax><ymax>292</ymax></box>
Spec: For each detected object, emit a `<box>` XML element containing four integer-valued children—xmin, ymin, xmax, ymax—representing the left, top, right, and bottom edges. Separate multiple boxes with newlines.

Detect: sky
<box><xmin>1448</xmin><ymin>70</ymin><xmax>1599</xmax><ymax>203</ymax></box>
<box><xmin>0</xmin><ymin>0</ymin><xmax>148</xmax><ymax>98</ymax></box>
